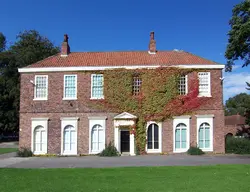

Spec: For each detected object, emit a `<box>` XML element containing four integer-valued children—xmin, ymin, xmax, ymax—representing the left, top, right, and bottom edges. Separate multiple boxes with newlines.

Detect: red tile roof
<box><xmin>225</xmin><ymin>115</ymin><xmax>246</xmax><ymax>125</ymax></box>
<box><xmin>25</xmin><ymin>51</ymin><xmax>218</xmax><ymax>68</ymax></box>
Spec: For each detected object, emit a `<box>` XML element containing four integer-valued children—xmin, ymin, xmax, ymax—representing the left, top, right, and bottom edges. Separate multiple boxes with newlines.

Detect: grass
<box><xmin>0</xmin><ymin>165</ymin><xmax>250</xmax><ymax>192</ymax></box>
<box><xmin>0</xmin><ymin>148</ymin><xmax>18</xmax><ymax>154</ymax></box>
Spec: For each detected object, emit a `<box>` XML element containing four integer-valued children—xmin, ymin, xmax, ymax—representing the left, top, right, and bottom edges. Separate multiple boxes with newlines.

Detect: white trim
<box><xmin>146</xmin><ymin>121</ymin><xmax>162</xmax><ymax>153</ymax></box>
<box><xmin>31</xmin><ymin>118</ymin><xmax>48</xmax><ymax>155</ymax></box>
<box><xmin>60</xmin><ymin>117</ymin><xmax>79</xmax><ymax>121</ymax></box>
<box><xmin>34</xmin><ymin>75</ymin><xmax>48</xmax><ymax>100</ymax></box>
<box><xmin>88</xmin><ymin>116</ymin><xmax>107</xmax><ymax>120</ymax></box>
<box><xmin>185</xmin><ymin>75</ymin><xmax>188</xmax><ymax>94</ymax></box>
<box><xmin>196</xmin><ymin>115</ymin><xmax>214</xmax><ymax>152</ymax></box>
<box><xmin>198</xmin><ymin>72</ymin><xmax>211</xmax><ymax>97</ymax></box>
<box><xmin>89</xmin><ymin>118</ymin><xmax>106</xmax><ymax>154</ymax></box>
<box><xmin>61</xmin><ymin>118</ymin><xmax>78</xmax><ymax>155</ymax></box>
<box><xmin>195</xmin><ymin>115</ymin><xmax>214</xmax><ymax>118</ymax></box>
<box><xmin>63</xmin><ymin>74</ymin><xmax>77</xmax><ymax>100</ymax></box>
<box><xmin>91</xmin><ymin>74</ymin><xmax>104</xmax><ymax>99</ymax></box>
<box><xmin>114</xmin><ymin>112</ymin><xmax>137</xmax><ymax>119</ymax></box>
<box><xmin>173</xmin><ymin>115</ymin><xmax>191</xmax><ymax>119</ymax></box>
<box><xmin>18</xmin><ymin>64</ymin><xmax>225</xmax><ymax>73</ymax></box>
<box><xmin>173</xmin><ymin>117</ymin><xmax>190</xmax><ymax>153</ymax></box>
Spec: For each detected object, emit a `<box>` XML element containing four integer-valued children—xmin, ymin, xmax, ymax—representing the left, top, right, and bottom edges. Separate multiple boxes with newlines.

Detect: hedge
<box><xmin>226</xmin><ymin>137</ymin><xmax>250</xmax><ymax>154</ymax></box>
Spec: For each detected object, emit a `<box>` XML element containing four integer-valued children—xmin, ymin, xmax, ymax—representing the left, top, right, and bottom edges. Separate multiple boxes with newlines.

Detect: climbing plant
<box><xmin>89</xmin><ymin>67</ymin><xmax>207</xmax><ymax>154</ymax></box>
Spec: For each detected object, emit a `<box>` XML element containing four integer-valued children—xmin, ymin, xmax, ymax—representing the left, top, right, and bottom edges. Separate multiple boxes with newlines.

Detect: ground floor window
<box><xmin>91</xmin><ymin>124</ymin><xmax>104</xmax><ymax>152</ymax></box>
<box><xmin>147</xmin><ymin>123</ymin><xmax>159</xmax><ymax>150</ymax></box>
<box><xmin>34</xmin><ymin>126</ymin><xmax>46</xmax><ymax>153</ymax></box>
<box><xmin>63</xmin><ymin>125</ymin><xmax>77</xmax><ymax>153</ymax></box>
<box><xmin>198</xmin><ymin>123</ymin><xmax>210</xmax><ymax>149</ymax></box>
<box><xmin>175</xmin><ymin>123</ymin><xmax>187</xmax><ymax>149</ymax></box>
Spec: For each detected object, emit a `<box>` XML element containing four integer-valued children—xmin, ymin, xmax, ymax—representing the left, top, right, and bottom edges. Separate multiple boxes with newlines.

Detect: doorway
<box><xmin>120</xmin><ymin>130</ymin><xmax>130</xmax><ymax>153</ymax></box>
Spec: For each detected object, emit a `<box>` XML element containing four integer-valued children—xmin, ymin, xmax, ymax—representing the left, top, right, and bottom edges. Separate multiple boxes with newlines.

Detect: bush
<box><xmin>99</xmin><ymin>142</ymin><xmax>119</xmax><ymax>157</ymax></box>
<box><xmin>187</xmin><ymin>146</ymin><xmax>205</xmax><ymax>155</ymax></box>
<box><xmin>17</xmin><ymin>147</ymin><xmax>33</xmax><ymax>157</ymax></box>
<box><xmin>226</xmin><ymin>137</ymin><xmax>250</xmax><ymax>154</ymax></box>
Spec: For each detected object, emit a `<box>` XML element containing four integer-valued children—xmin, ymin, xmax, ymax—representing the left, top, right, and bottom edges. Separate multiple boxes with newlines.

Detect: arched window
<box><xmin>34</xmin><ymin>126</ymin><xmax>46</xmax><ymax>153</ymax></box>
<box><xmin>91</xmin><ymin>124</ymin><xmax>104</xmax><ymax>152</ymax></box>
<box><xmin>175</xmin><ymin>123</ymin><xmax>187</xmax><ymax>149</ymax></box>
<box><xmin>147</xmin><ymin>123</ymin><xmax>159</xmax><ymax>150</ymax></box>
<box><xmin>198</xmin><ymin>123</ymin><xmax>210</xmax><ymax>149</ymax></box>
<box><xmin>63</xmin><ymin>125</ymin><xmax>76</xmax><ymax>153</ymax></box>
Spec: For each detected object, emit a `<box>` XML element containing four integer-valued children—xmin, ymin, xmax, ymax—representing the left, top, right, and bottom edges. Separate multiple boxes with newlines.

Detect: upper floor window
<box><xmin>91</xmin><ymin>74</ymin><xmax>104</xmax><ymax>99</ymax></box>
<box><xmin>133</xmin><ymin>76</ymin><xmax>142</xmax><ymax>96</ymax></box>
<box><xmin>34</xmin><ymin>75</ymin><xmax>48</xmax><ymax>100</ymax></box>
<box><xmin>178</xmin><ymin>75</ymin><xmax>187</xmax><ymax>95</ymax></box>
<box><xmin>64</xmin><ymin>75</ymin><xmax>77</xmax><ymax>100</ymax></box>
<box><xmin>198</xmin><ymin>72</ymin><xmax>211</xmax><ymax>97</ymax></box>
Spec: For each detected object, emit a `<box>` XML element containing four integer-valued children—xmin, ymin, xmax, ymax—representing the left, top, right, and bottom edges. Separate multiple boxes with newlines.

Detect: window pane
<box><xmin>205</xmin><ymin>127</ymin><xmax>210</xmax><ymax>148</ymax></box>
<box><xmin>153</xmin><ymin>124</ymin><xmax>159</xmax><ymax>149</ymax></box>
<box><xmin>179</xmin><ymin>75</ymin><xmax>186</xmax><ymax>95</ymax></box>
<box><xmin>64</xmin><ymin>75</ymin><xmax>76</xmax><ymax>98</ymax></box>
<box><xmin>198</xmin><ymin>128</ymin><xmax>204</xmax><ymax>148</ymax></box>
<box><xmin>198</xmin><ymin>72</ymin><xmax>209</xmax><ymax>95</ymax></box>
<box><xmin>92</xmin><ymin>74</ymin><xmax>104</xmax><ymax>98</ymax></box>
<box><xmin>175</xmin><ymin>129</ymin><xmax>180</xmax><ymax>149</ymax></box>
<box><xmin>147</xmin><ymin>125</ymin><xmax>152</xmax><ymax>149</ymax></box>
<box><xmin>35</xmin><ymin>76</ymin><xmax>47</xmax><ymax>99</ymax></box>
<box><xmin>133</xmin><ymin>76</ymin><xmax>142</xmax><ymax>96</ymax></box>
<box><xmin>181</xmin><ymin>128</ymin><xmax>187</xmax><ymax>148</ymax></box>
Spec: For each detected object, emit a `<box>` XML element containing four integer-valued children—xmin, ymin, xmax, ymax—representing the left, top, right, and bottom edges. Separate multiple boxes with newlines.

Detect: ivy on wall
<box><xmin>89</xmin><ymin>67</ymin><xmax>207</xmax><ymax>154</ymax></box>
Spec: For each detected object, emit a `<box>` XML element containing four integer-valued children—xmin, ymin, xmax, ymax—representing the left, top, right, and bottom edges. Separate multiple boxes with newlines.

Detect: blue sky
<box><xmin>1</xmin><ymin>0</ymin><xmax>249</xmax><ymax>102</ymax></box>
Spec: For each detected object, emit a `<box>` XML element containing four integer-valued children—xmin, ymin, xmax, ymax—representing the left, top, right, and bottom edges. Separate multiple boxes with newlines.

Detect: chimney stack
<box><xmin>148</xmin><ymin>31</ymin><xmax>156</xmax><ymax>54</ymax></box>
<box><xmin>61</xmin><ymin>34</ymin><xmax>70</xmax><ymax>56</ymax></box>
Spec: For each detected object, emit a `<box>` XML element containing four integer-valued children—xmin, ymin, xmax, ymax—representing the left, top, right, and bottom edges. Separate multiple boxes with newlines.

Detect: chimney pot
<box><xmin>148</xmin><ymin>31</ymin><xmax>156</xmax><ymax>54</ymax></box>
<box><xmin>61</xmin><ymin>34</ymin><xmax>70</xmax><ymax>56</ymax></box>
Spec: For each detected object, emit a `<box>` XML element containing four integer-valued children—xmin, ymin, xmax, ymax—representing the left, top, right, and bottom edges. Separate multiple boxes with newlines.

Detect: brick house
<box><xmin>18</xmin><ymin>32</ymin><xmax>225</xmax><ymax>155</ymax></box>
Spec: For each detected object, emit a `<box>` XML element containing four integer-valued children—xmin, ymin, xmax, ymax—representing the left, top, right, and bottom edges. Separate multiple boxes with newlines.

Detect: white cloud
<box><xmin>223</xmin><ymin>72</ymin><xmax>250</xmax><ymax>102</ymax></box>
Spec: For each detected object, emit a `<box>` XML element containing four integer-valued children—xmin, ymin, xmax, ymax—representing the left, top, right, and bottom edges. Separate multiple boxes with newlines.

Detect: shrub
<box><xmin>187</xmin><ymin>146</ymin><xmax>205</xmax><ymax>155</ymax></box>
<box><xmin>17</xmin><ymin>147</ymin><xmax>33</xmax><ymax>157</ymax></box>
<box><xmin>226</xmin><ymin>137</ymin><xmax>250</xmax><ymax>154</ymax></box>
<box><xmin>99</xmin><ymin>142</ymin><xmax>119</xmax><ymax>157</ymax></box>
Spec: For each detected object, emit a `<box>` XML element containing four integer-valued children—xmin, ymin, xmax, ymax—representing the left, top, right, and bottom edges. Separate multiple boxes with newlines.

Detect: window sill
<box><xmin>173</xmin><ymin>149</ymin><xmax>188</xmax><ymax>153</ymax></box>
<box><xmin>90</xmin><ymin>97</ymin><xmax>104</xmax><ymax>100</ymax></box>
<box><xmin>198</xmin><ymin>94</ymin><xmax>212</xmax><ymax>98</ymax></box>
<box><xmin>33</xmin><ymin>98</ymin><xmax>48</xmax><ymax>101</ymax></box>
<box><xmin>146</xmin><ymin>149</ymin><xmax>161</xmax><ymax>153</ymax></box>
<box><xmin>199</xmin><ymin>148</ymin><xmax>213</xmax><ymax>152</ymax></box>
<box><xmin>63</xmin><ymin>98</ymin><xmax>77</xmax><ymax>100</ymax></box>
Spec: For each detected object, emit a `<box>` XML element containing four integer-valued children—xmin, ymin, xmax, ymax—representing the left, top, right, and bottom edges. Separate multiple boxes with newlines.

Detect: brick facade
<box><xmin>19</xmin><ymin>68</ymin><xmax>225</xmax><ymax>154</ymax></box>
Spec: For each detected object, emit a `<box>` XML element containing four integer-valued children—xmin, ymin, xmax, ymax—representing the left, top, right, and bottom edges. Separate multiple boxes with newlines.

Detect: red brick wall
<box><xmin>19</xmin><ymin>69</ymin><xmax>225</xmax><ymax>154</ymax></box>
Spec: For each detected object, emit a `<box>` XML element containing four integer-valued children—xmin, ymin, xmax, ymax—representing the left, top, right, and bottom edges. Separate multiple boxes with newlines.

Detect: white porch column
<box><xmin>130</xmin><ymin>133</ymin><xmax>135</xmax><ymax>156</ymax></box>
<box><xmin>114</xmin><ymin>127</ymin><xmax>120</xmax><ymax>153</ymax></box>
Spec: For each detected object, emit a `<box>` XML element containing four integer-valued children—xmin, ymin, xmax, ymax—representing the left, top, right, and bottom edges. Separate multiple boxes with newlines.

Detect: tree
<box><xmin>0</xmin><ymin>30</ymin><xmax>59</xmax><ymax>135</ymax></box>
<box><xmin>225</xmin><ymin>93</ymin><xmax>250</xmax><ymax>125</ymax></box>
<box><xmin>0</xmin><ymin>32</ymin><xmax>6</xmax><ymax>52</ymax></box>
<box><xmin>225</xmin><ymin>0</ymin><xmax>250</xmax><ymax>72</ymax></box>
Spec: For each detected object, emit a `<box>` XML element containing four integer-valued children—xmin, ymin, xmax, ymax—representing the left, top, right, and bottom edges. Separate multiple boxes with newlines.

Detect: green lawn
<box><xmin>0</xmin><ymin>165</ymin><xmax>250</xmax><ymax>192</ymax></box>
<box><xmin>0</xmin><ymin>148</ymin><xmax>17</xmax><ymax>154</ymax></box>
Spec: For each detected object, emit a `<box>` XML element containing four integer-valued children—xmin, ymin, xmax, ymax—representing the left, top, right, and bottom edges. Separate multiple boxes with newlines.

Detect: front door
<box><xmin>121</xmin><ymin>131</ymin><xmax>130</xmax><ymax>153</ymax></box>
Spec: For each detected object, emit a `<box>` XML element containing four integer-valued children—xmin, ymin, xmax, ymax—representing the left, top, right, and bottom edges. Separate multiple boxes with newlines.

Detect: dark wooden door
<box><xmin>121</xmin><ymin>131</ymin><xmax>130</xmax><ymax>152</ymax></box>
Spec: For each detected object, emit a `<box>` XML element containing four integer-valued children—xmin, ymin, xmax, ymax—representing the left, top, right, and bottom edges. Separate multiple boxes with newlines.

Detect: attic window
<box><xmin>133</xmin><ymin>76</ymin><xmax>142</xmax><ymax>96</ymax></box>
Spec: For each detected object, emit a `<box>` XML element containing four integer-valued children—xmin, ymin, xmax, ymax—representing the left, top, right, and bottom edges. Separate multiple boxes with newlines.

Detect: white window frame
<box><xmin>91</xmin><ymin>74</ymin><xmax>104</xmax><ymax>99</ymax></box>
<box><xmin>179</xmin><ymin>75</ymin><xmax>188</xmax><ymax>95</ymax></box>
<box><xmin>31</xmin><ymin>118</ymin><xmax>49</xmax><ymax>155</ymax></box>
<box><xmin>196</xmin><ymin>115</ymin><xmax>214</xmax><ymax>152</ymax></box>
<box><xmin>60</xmin><ymin>117</ymin><xmax>79</xmax><ymax>155</ymax></box>
<box><xmin>198</xmin><ymin>72</ymin><xmax>211</xmax><ymax>97</ymax></box>
<box><xmin>146</xmin><ymin>121</ymin><xmax>162</xmax><ymax>153</ymax></box>
<box><xmin>173</xmin><ymin>116</ymin><xmax>190</xmax><ymax>153</ymax></box>
<box><xmin>34</xmin><ymin>75</ymin><xmax>48</xmax><ymax>100</ymax></box>
<box><xmin>63</xmin><ymin>74</ymin><xmax>77</xmax><ymax>100</ymax></box>
<box><xmin>88</xmin><ymin>116</ymin><xmax>107</xmax><ymax>154</ymax></box>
